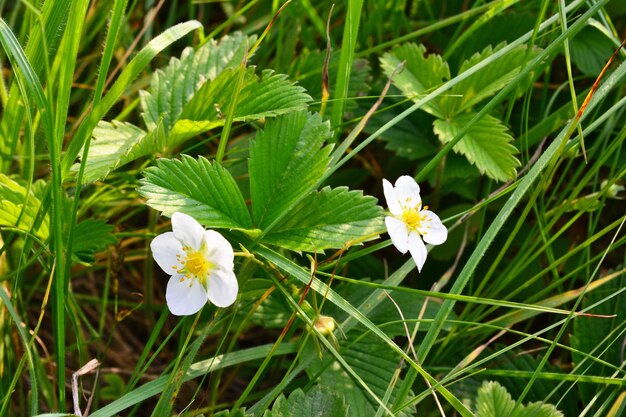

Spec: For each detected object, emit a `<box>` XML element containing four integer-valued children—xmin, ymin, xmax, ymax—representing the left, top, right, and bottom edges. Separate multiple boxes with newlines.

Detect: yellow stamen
<box><xmin>402</xmin><ymin>208</ymin><xmax>423</xmax><ymax>231</ymax></box>
<box><xmin>176</xmin><ymin>247</ymin><xmax>214</xmax><ymax>286</ymax></box>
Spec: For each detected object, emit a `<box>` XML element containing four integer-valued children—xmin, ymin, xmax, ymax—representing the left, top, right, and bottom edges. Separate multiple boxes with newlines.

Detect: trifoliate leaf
<box><xmin>71</xmin><ymin>219</ymin><xmax>117</xmax><ymax>263</ymax></box>
<box><xmin>265</xmin><ymin>387</ymin><xmax>347</xmax><ymax>417</ymax></box>
<box><xmin>262</xmin><ymin>186</ymin><xmax>383</xmax><ymax>252</ymax></box>
<box><xmin>475</xmin><ymin>381</ymin><xmax>563</xmax><ymax>417</ymax></box>
<box><xmin>0</xmin><ymin>174</ymin><xmax>49</xmax><ymax>239</ymax></box>
<box><xmin>433</xmin><ymin>113</ymin><xmax>520</xmax><ymax>182</ymax></box>
<box><xmin>139</xmin><ymin>155</ymin><xmax>252</xmax><ymax>229</ymax></box>
<box><xmin>249</xmin><ymin>111</ymin><xmax>332</xmax><ymax>229</ymax></box>
<box><xmin>76</xmin><ymin>33</ymin><xmax>311</xmax><ymax>184</ymax></box>
<box><xmin>381</xmin><ymin>42</ymin><xmax>535</xmax><ymax>119</ymax></box>
<box><xmin>380</xmin><ymin>43</ymin><xmax>450</xmax><ymax>118</ymax></box>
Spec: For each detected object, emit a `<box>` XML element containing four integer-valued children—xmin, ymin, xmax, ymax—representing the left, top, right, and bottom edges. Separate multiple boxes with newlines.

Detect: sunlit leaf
<box><xmin>249</xmin><ymin>111</ymin><xmax>332</xmax><ymax>229</ymax></box>
<box><xmin>475</xmin><ymin>381</ymin><xmax>563</xmax><ymax>417</ymax></box>
<box><xmin>71</xmin><ymin>219</ymin><xmax>117</xmax><ymax>264</ymax></box>
<box><xmin>433</xmin><ymin>112</ymin><xmax>520</xmax><ymax>181</ymax></box>
<box><xmin>262</xmin><ymin>186</ymin><xmax>383</xmax><ymax>252</ymax></box>
<box><xmin>380</xmin><ymin>42</ymin><xmax>450</xmax><ymax>118</ymax></box>
<box><xmin>0</xmin><ymin>174</ymin><xmax>49</xmax><ymax>239</ymax></box>
<box><xmin>139</xmin><ymin>155</ymin><xmax>252</xmax><ymax>230</ymax></box>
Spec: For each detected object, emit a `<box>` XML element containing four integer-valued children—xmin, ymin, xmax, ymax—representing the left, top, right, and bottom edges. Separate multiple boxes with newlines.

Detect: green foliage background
<box><xmin>0</xmin><ymin>1</ymin><xmax>624</xmax><ymax>416</ymax></box>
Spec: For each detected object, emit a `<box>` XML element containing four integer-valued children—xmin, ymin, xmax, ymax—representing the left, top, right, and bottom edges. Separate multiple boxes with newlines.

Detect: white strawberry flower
<box><xmin>383</xmin><ymin>176</ymin><xmax>447</xmax><ymax>271</ymax></box>
<box><xmin>151</xmin><ymin>212</ymin><xmax>238</xmax><ymax>315</ymax></box>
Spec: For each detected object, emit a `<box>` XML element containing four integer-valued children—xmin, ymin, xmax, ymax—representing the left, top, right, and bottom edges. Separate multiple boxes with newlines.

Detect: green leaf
<box><xmin>364</xmin><ymin>106</ymin><xmax>437</xmax><ymax>160</ymax></box>
<box><xmin>380</xmin><ymin>43</ymin><xmax>450</xmax><ymax>118</ymax></box>
<box><xmin>569</xmin><ymin>24</ymin><xmax>615</xmax><ymax>77</ymax></box>
<box><xmin>571</xmin><ymin>271</ymin><xmax>625</xmax><ymax>407</ymax></box>
<box><xmin>71</xmin><ymin>219</ymin><xmax>117</xmax><ymax>264</ymax></box>
<box><xmin>76</xmin><ymin>120</ymin><xmax>150</xmax><ymax>184</ymax></box>
<box><xmin>310</xmin><ymin>334</ymin><xmax>416</xmax><ymax>417</ymax></box>
<box><xmin>475</xmin><ymin>381</ymin><xmax>563</xmax><ymax>417</ymax></box>
<box><xmin>368</xmin><ymin>291</ymin><xmax>452</xmax><ymax>336</ymax></box>
<box><xmin>249</xmin><ymin>111</ymin><xmax>332</xmax><ymax>229</ymax></box>
<box><xmin>179</xmin><ymin>67</ymin><xmax>312</xmax><ymax>132</ymax></box>
<box><xmin>433</xmin><ymin>113</ymin><xmax>520</xmax><ymax>182</ymax></box>
<box><xmin>441</xmin><ymin>43</ymin><xmax>534</xmax><ymax>116</ymax></box>
<box><xmin>265</xmin><ymin>387</ymin><xmax>347</xmax><ymax>417</ymax></box>
<box><xmin>140</xmin><ymin>32</ymin><xmax>251</xmax><ymax>131</ymax></box>
<box><xmin>262</xmin><ymin>186</ymin><xmax>383</xmax><ymax>252</ymax></box>
<box><xmin>77</xmin><ymin>34</ymin><xmax>311</xmax><ymax>183</ymax></box>
<box><xmin>139</xmin><ymin>155</ymin><xmax>252</xmax><ymax>229</ymax></box>
<box><xmin>0</xmin><ymin>174</ymin><xmax>49</xmax><ymax>239</ymax></box>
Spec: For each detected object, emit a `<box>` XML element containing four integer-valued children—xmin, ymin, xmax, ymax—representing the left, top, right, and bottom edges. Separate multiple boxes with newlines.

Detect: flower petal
<box><xmin>383</xmin><ymin>178</ymin><xmax>402</xmax><ymax>215</ymax></box>
<box><xmin>419</xmin><ymin>210</ymin><xmax>448</xmax><ymax>245</ymax></box>
<box><xmin>166</xmin><ymin>275</ymin><xmax>208</xmax><ymax>316</ymax></box>
<box><xmin>203</xmin><ymin>230</ymin><xmax>234</xmax><ymax>269</ymax></box>
<box><xmin>394</xmin><ymin>176</ymin><xmax>421</xmax><ymax>209</ymax></box>
<box><xmin>385</xmin><ymin>216</ymin><xmax>409</xmax><ymax>254</ymax></box>
<box><xmin>151</xmin><ymin>232</ymin><xmax>184</xmax><ymax>275</ymax></box>
<box><xmin>207</xmin><ymin>268</ymin><xmax>238</xmax><ymax>307</ymax></box>
<box><xmin>407</xmin><ymin>232</ymin><xmax>427</xmax><ymax>271</ymax></box>
<box><xmin>172</xmin><ymin>212</ymin><xmax>205</xmax><ymax>249</ymax></box>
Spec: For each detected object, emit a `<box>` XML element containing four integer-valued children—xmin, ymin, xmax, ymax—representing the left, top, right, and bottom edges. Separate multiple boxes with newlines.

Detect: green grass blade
<box><xmin>88</xmin><ymin>344</ymin><xmax>296</xmax><ymax>417</ymax></box>
<box><xmin>330</xmin><ymin>0</ymin><xmax>363</xmax><ymax>140</ymax></box>
<box><xmin>0</xmin><ymin>285</ymin><xmax>39</xmax><ymax>415</ymax></box>
<box><xmin>0</xmin><ymin>17</ymin><xmax>66</xmax><ymax>408</ymax></box>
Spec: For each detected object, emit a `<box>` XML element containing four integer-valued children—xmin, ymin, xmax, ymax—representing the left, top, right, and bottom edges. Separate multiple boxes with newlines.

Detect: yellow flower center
<box><xmin>175</xmin><ymin>246</ymin><xmax>215</xmax><ymax>286</ymax></box>
<box><xmin>402</xmin><ymin>208</ymin><xmax>423</xmax><ymax>231</ymax></box>
<box><xmin>401</xmin><ymin>205</ymin><xmax>430</xmax><ymax>233</ymax></box>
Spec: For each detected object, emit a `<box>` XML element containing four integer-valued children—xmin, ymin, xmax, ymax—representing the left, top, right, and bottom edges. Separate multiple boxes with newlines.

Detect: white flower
<box><xmin>150</xmin><ymin>212</ymin><xmax>238</xmax><ymax>315</ymax></box>
<box><xmin>383</xmin><ymin>176</ymin><xmax>447</xmax><ymax>272</ymax></box>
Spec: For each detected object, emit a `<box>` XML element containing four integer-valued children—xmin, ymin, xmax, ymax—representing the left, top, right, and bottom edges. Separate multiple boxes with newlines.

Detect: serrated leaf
<box><xmin>311</xmin><ymin>334</ymin><xmax>416</xmax><ymax>417</ymax></box>
<box><xmin>139</xmin><ymin>155</ymin><xmax>252</xmax><ymax>229</ymax></box>
<box><xmin>380</xmin><ymin>43</ymin><xmax>450</xmax><ymax>118</ymax></box>
<box><xmin>214</xmin><ymin>408</ymin><xmax>254</xmax><ymax>417</ymax></box>
<box><xmin>71</xmin><ymin>219</ymin><xmax>117</xmax><ymax>263</ymax></box>
<box><xmin>433</xmin><ymin>113</ymin><xmax>520</xmax><ymax>182</ymax></box>
<box><xmin>140</xmin><ymin>32</ymin><xmax>251</xmax><ymax>131</ymax></box>
<box><xmin>262</xmin><ymin>186</ymin><xmax>383</xmax><ymax>252</ymax></box>
<box><xmin>475</xmin><ymin>381</ymin><xmax>563</xmax><ymax>417</ymax></box>
<box><xmin>76</xmin><ymin>120</ymin><xmax>151</xmax><ymax>183</ymax></box>
<box><xmin>442</xmin><ymin>43</ymin><xmax>535</xmax><ymax>117</ymax></box>
<box><xmin>249</xmin><ymin>111</ymin><xmax>332</xmax><ymax>229</ymax></box>
<box><xmin>0</xmin><ymin>174</ymin><xmax>49</xmax><ymax>239</ymax></box>
<box><xmin>180</xmin><ymin>68</ymin><xmax>311</xmax><ymax>128</ymax></box>
<box><xmin>77</xmin><ymin>34</ymin><xmax>311</xmax><ymax>183</ymax></box>
<box><xmin>265</xmin><ymin>387</ymin><xmax>347</xmax><ymax>417</ymax></box>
